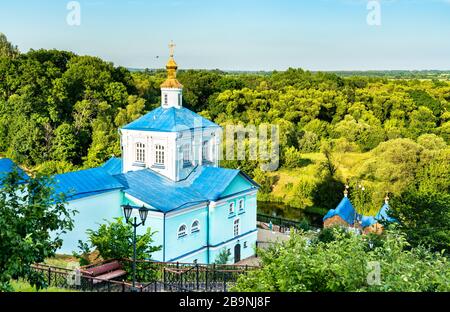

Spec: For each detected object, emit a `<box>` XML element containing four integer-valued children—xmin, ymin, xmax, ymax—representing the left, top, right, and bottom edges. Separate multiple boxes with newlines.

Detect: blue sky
<box><xmin>1</xmin><ymin>0</ymin><xmax>449</xmax><ymax>70</ymax></box>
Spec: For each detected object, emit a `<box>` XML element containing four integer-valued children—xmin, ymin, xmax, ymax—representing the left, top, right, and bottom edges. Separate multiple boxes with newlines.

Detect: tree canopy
<box><xmin>0</xmin><ymin>169</ymin><xmax>74</xmax><ymax>291</ymax></box>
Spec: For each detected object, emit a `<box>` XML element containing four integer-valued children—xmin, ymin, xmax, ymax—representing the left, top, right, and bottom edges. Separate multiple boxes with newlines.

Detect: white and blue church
<box><xmin>49</xmin><ymin>48</ymin><xmax>259</xmax><ymax>264</ymax></box>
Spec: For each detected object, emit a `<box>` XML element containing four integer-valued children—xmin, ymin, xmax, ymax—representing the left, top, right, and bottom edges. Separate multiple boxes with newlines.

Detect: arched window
<box><xmin>202</xmin><ymin>140</ymin><xmax>209</xmax><ymax>162</ymax></box>
<box><xmin>155</xmin><ymin>144</ymin><xmax>165</xmax><ymax>165</ymax></box>
<box><xmin>233</xmin><ymin>219</ymin><xmax>240</xmax><ymax>237</ymax></box>
<box><xmin>182</xmin><ymin>144</ymin><xmax>191</xmax><ymax>168</ymax></box>
<box><xmin>164</xmin><ymin>94</ymin><xmax>168</xmax><ymax>106</ymax></box>
<box><xmin>238</xmin><ymin>199</ymin><xmax>244</xmax><ymax>211</ymax></box>
<box><xmin>177</xmin><ymin>224</ymin><xmax>187</xmax><ymax>239</ymax></box>
<box><xmin>135</xmin><ymin>142</ymin><xmax>145</xmax><ymax>163</ymax></box>
<box><xmin>229</xmin><ymin>202</ymin><xmax>235</xmax><ymax>215</ymax></box>
<box><xmin>191</xmin><ymin>220</ymin><xmax>200</xmax><ymax>233</ymax></box>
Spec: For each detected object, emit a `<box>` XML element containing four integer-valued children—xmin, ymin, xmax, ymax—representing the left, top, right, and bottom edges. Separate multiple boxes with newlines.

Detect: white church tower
<box><xmin>160</xmin><ymin>42</ymin><xmax>183</xmax><ymax>109</ymax></box>
<box><xmin>119</xmin><ymin>42</ymin><xmax>222</xmax><ymax>181</ymax></box>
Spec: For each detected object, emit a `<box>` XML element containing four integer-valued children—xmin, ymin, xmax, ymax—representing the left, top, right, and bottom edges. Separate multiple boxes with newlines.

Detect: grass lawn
<box><xmin>11</xmin><ymin>280</ymin><xmax>78</xmax><ymax>292</ymax></box>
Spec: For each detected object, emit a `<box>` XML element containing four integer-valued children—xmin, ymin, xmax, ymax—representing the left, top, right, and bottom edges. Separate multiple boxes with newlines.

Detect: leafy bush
<box><xmin>215</xmin><ymin>248</ymin><xmax>231</xmax><ymax>264</ymax></box>
<box><xmin>85</xmin><ymin>218</ymin><xmax>161</xmax><ymax>261</ymax></box>
<box><xmin>234</xmin><ymin>229</ymin><xmax>450</xmax><ymax>292</ymax></box>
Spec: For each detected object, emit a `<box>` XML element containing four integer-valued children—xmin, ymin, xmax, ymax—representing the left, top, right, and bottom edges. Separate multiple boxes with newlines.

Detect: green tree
<box><xmin>0</xmin><ymin>169</ymin><xmax>74</xmax><ymax>291</ymax></box>
<box><xmin>84</xmin><ymin>217</ymin><xmax>162</xmax><ymax>281</ymax></box>
<box><xmin>86</xmin><ymin>217</ymin><xmax>161</xmax><ymax>261</ymax></box>
<box><xmin>0</xmin><ymin>33</ymin><xmax>19</xmax><ymax>58</ymax></box>
<box><xmin>52</xmin><ymin>123</ymin><xmax>79</xmax><ymax>163</ymax></box>
<box><xmin>390</xmin><ymin>189</ymin><xmax>450</xmax><ymax>253</ymax></box>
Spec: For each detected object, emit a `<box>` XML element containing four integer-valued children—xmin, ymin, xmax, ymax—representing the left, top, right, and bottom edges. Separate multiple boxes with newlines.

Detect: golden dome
<box><xmin>160</xmin><ymin>41</ymin><xmax>183</xmax><ymax>89</ymax></box>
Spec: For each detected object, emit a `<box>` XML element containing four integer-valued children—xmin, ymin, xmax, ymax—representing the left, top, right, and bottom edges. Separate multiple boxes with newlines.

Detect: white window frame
<box><xmin>202</xmin><ymin>140</ymin><xmax>209</xmax><ymax>162</ymax></box>
<box><xmin>233</xmin><ymin>219</ymin><xmax>240</xmax><ymax>237</ymax></box>
<box><xmin>191</xmin><ymin>220</ymin><xmax>200</xmax><ymax>234</ymax></box>
<box><xmin>229</xmin><ymin>202</ymin><xmax>235</xmax><ymax>215</ymax></box>
<box><xmin>135</xmin><ymin>142</ymin><xmax>145</xmax><ymax>163</ymax></box>
<box><xmin>238</xmin><ymin>199</ymin><xmax>244</xmax><ymax>211</ymax></box>
<box><xmin>177</xmin><ymin>224</ymin><xmax>187</xmax><ymax>239</ymax></box>
<box><xmin>155</xmin><ymin>144</ymin><xmax>165</xmax><ymax>165</ymax></box>
<box><xmin>182</xmin><ymin>144</ymin><xmax>191</xmax><ymax>168</ymax></box>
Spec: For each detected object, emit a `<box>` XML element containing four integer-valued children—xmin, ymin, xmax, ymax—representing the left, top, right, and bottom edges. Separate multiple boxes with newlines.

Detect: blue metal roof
<box><xmin>101</xmin><ymin>157</ymin><xmax>123</xmax><ymax>175</ymax></box>
<box><xmin>114</xmin><ymin>166</ymin><xmax>257</xmax><ymax>213</ymax></box>
<box><xmin>0</xmin><ymin>158</ymin><xmax>29</xmax><ymax>183</ymax></box>
<box><xmin>114</xmin><ymin>169</ymin><xmax>205</xmax><ymax>213</ymax></box>
<box><xmin>189</xmin><ymin>167</ymin><xmax>241</xmax><ymax>201</ymax></box>
<box><xmin>375</xmin><ymin>202</ymin><xmax>396</xmax><ymax>223</ymax></box>
<box><xmin>324</xmin><ymin>195</ymin><xmax>397</xmax><ymax>228</ymax></box>
<box><xmin>323</xmin><ymin>196</ymin><xmax>359</xmax><ymax>225</ymax></box>
<box><xmin>53</xmin><ymin>167</ymin><xmax>124</xmax><ymax>201</ymax></box>
<box><xmin>121</xmin><ymin>107</ymin><xmax>220</xmax><ymax>132</ymax></box>
<box><xmin>361</xmin><ymin>215</ymin><xmax>377</xmax><ymax>228</ymax></box>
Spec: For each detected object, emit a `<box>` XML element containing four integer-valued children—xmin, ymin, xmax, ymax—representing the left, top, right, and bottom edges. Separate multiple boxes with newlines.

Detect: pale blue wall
<box><xmin>209</xmin><ymin>193</ymin><xmax>257</xmax><ymax>247</ymax></box>
<box><xmin>209</xmin><ymin>231</ymin><xmax>257</xmax><ymax>264</ymax></box>
<box><xmin>56</xmin><ymin>174</ymin><xmax>257</xmax><ymax>265</ymax></box>
<box><xmin>57</xmin><ymin>190</ymin><xmax>123</xmax><ymax>255</ymax></box>
<box><xmin>134</xmin><ymin>213</ymin><xmax>164</xmax><ymax>261</ymax></box>
<box><xmin>164</xmin><ymin>205</ymin><xmax>208</xmax><ymax>262</ymax></box>
<box><xmin>221</xmin><ymin>174</ymin><xmax>253</xmax><ymax>197</ymax></box>
<box><xmin>208</xmin><ymin>174</ymin><xmax>258</xmax><ymax>264</ymax></box>
<box><xmin>177</xmin><ymin>248</ymin><xmax>208</xmax><ymax>264</ymax></box>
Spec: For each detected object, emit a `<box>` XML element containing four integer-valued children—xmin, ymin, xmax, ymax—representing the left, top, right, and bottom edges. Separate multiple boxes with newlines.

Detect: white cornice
<box><xmin>209</xmin><ymin>189</ymin><xmax>258</xmax><ymax>208</ymax></box>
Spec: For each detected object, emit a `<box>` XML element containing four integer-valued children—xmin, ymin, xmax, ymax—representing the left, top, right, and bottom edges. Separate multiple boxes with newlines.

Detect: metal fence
<box><xmin>257</xmin><ymin>213</ymin><xmax>311</xmax><ymax>232</ymax></box>
<box><xmin>161</xmin><ymin>262</ymin><xmax>254</xmax><ymax>292</ymax></box>
<box><xmin>31</xmin><ymin>263</ymin><xmax>138</xmax><ymax>292</ymax></box>
<box><xmin>31</xmin><ymin>260</ymin><xmax>257</xmax><ymax>292</ymax></box>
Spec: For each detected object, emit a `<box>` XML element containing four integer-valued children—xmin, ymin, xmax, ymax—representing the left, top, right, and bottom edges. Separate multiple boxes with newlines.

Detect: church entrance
<box><xmin>234</xmin><ymin>243</ymin><xmax>241</xmax><ymax>263</ymax></box>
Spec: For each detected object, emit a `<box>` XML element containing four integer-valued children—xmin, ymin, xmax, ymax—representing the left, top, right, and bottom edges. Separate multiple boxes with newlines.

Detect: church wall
<box><xmin>161</xmin><ymin>88</ymin><xmax>182</xmax><ymax>108</ymax></box>
<box><xmin>138</xmin><ymin>213</ymin><xmax>164</xmax><ymax>261</ymax></box>
<box><xmin>56</xmin><ymin>190</ymin><xmax>123</xmax><ymax>255</ymax></box>
<box><xmin>221</xmin><ymin>174</ymin><xmax>255</xmax><ymax>198</ymax></box>
<box><xmin>175</xmin><ymin>128</ymin><xmax>221</xmax><ymax>181</ymax></box>
<box><xmin>121</xmin><ymin>129</ymin><xmax>177</xmax><ymax>180</ymax></box>
<box><xmin>175</xmin><ymin>248</ymin><xmax>209</xmax><ymax>264</ymax></box>
<box><xmin>208</xmin><ymin>190</ymin><xmax>257</xmax><ymax>260</ymax></box>
<box><xmin>164</xmin><ymin>205</ymin><xmax>209</xmax><ymax>262</ymax></box>
<box><xmin>208</xmin><ymin>231</ymin><xmax>257</xmax><ymax>264</ymax></box>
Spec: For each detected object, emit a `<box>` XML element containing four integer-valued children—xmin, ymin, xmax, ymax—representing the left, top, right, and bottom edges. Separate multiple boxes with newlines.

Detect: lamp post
<box><xmin>122</xmin><ymin>204</ymin><xmax>149</xmax><ymax>290</ymax></box>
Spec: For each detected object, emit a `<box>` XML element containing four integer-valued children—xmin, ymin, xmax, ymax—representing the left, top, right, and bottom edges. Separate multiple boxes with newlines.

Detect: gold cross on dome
<box><xmin>169</xmin><ymin>41</ymin><xmax>176</xmax><ymax>57</ymax></box>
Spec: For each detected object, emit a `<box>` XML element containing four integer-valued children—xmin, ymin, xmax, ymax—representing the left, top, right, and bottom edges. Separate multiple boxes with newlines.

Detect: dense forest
<box><xmin>0</xmin><ymin>33</ymin><xmax>449</xmax><ymax>225</ymax></box>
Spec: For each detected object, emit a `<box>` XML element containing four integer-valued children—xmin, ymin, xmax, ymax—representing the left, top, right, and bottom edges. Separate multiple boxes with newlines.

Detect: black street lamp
<box><xmin>122</xmin><ymin>204</ymin><xmax>149</xmax><ymax>290</ymax></box>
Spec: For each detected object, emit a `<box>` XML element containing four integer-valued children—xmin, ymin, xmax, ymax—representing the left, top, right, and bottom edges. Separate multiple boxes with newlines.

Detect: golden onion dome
<box><xmin>160</xmin><ymin>41</ymin><xmax>183</xmax><ymax>89</ymax></box>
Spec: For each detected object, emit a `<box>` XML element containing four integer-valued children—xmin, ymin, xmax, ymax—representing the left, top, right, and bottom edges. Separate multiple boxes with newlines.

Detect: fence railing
<box><xmin>161</xmin><ymin>262</ymin><xmax>254</xmax><ymax>292</ymax></box>
<box><xmin>32</xmin><ymin>259</ymin><xmax>257</xmax><ymax>292</ymax></box>
<box><xmin>31</xmin><ymin>263</ymin><xmax>138</xmax><ymax>292</ymax></box>
<box><xmin>257</xmin><ymin>213</ymin><xmax>311</xmax><ymax>232</ymax></box>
